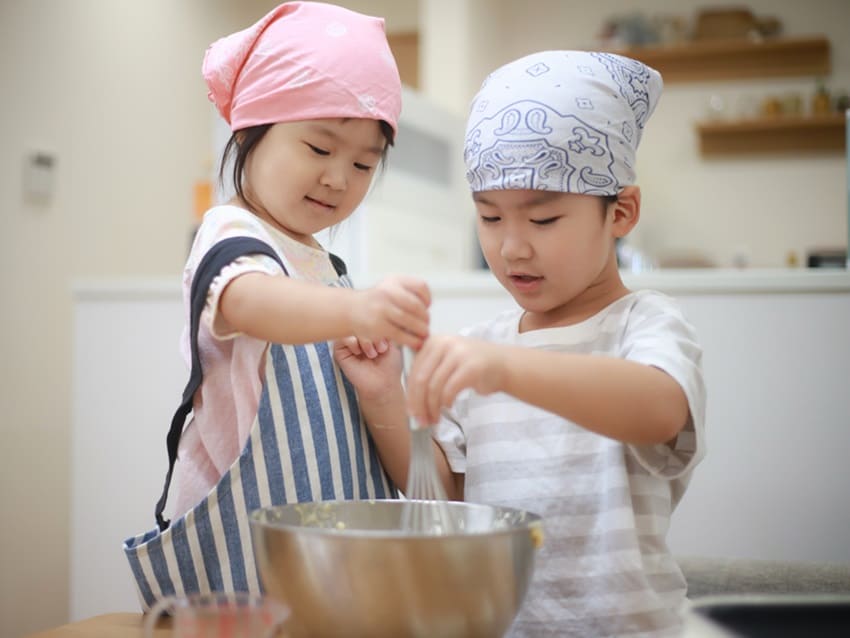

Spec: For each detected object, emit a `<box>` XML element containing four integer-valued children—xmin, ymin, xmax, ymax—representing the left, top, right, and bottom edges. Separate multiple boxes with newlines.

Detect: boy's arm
<box><xmin>499</xmin><ymin>346</ymin><xmax>689</xmax><ymax>444</ymax></box>
<box><xmin>409</xmin><ymin>338</ymin><xmax>689</xmax><ymax>446</ymax></box>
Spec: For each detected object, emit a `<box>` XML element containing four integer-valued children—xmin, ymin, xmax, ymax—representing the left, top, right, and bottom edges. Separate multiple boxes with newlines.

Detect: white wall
<box><xmin>0</xmin><ymin>2</ymin><xmax>274</xmax><ymax>636</ymax></box>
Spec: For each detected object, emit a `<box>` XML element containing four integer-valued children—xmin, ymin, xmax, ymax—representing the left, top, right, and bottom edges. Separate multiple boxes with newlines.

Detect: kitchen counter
<box><xmin>73</xmin><ymin>268</ymin><xmax>850</xmax><ymax>300</ymax></box>
<box><xmin>24</xmin><ymin>613</ymin><xmax>170</xmax><ymax>638</ymax></box>
<box><xmin>23</xmin><ymin>610</ymin><xmax>732</xmax><ymax>637</ymax></box>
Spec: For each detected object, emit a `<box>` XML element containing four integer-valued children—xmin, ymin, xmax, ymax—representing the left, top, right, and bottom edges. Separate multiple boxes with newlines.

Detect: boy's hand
<box><xmin>333</xmin><ymin>336</ymin><xmax>403</xmax><ymax>403</ymax></box>
<box><xmin>406</xmin><ymin>336</ymin><xmax>506</xmax><ymax>426</ymax></box>
<box><xmin>350</xmin><ymin>276</ymin><xmax>431</xmax><ymax>351</ymax></box>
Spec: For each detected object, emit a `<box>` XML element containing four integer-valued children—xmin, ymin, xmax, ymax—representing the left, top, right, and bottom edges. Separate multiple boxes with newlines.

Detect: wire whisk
<box><xmin>400</xmin><ymin>347</ymin><xmax>458</xmax><ymax>536</ymax></box>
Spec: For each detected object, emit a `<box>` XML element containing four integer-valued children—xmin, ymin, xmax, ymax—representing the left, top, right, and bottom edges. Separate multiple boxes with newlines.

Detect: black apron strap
<box><xmin>155</xmin><ymin>237</ymin><xmax>286</xmax><ymax>531</ymax></box>
<box><xmin>329</xmin><ymin>252</ymin><xmax>347</xmax><ymax>277</ymax></box>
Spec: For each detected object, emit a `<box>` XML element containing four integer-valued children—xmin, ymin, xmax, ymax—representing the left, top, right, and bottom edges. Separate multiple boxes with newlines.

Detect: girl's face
<box><xmin>240</xmin><ymin>118</ymin><xmax>386</xmax><ymax>245</ymax></box>
<box><xmin>474</xmin><ymin>189</ymin><xmax>625</xmax><ymax>330</ymax></box>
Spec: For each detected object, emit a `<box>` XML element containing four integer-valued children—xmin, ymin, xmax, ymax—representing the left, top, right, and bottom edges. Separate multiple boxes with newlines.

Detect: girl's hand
<box><xmin>406</xmin><ymin>336</ymin><xmax>506</xmax><ymax>426</ymax></box>
<box><xmin>350</xmin><ymin>276</ymin><xmax>431</xmax><ymax>351</ymax></box>
<box><xmin>333</xmin><ymin>336</ymin><xmax>404</xmax><ymax>402</ymax></box>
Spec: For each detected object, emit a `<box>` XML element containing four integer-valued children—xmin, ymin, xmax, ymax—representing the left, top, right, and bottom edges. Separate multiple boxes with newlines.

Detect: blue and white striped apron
<box><xmin>123</xmin><ymin>246</ymin><xmax>395</xmax><ymax>611</ymax></box>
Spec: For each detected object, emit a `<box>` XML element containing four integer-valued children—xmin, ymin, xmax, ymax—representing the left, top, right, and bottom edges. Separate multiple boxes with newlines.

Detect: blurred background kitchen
<box><xmin>2</xmin><ymin>1</ymin><xmax>849</xmax><ymax>636</ymax></box>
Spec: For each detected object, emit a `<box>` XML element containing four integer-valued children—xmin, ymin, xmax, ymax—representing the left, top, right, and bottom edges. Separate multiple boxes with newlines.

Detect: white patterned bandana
<box><xmin>464</xmin><ymin>50</ymin><xmax>662</xmax><ymax>195</ymax></box>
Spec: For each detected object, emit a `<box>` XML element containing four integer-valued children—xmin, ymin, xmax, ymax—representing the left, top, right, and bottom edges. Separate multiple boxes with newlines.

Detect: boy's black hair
<box><xmin>601</xmin><ymin>193</ymin><xmax>617</xmax><ymax>218</ymax></box>
<box><xmin>218</xmin><ymin>120</ymin><xmax>395</xmax><ymax>205</ymax></box>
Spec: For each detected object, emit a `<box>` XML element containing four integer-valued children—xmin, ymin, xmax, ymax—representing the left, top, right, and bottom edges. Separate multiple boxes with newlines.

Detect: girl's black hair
<box><xmin>218</xmin><ymin>120</ymin><xmax>396</xmax><ymax>206</ymax></box>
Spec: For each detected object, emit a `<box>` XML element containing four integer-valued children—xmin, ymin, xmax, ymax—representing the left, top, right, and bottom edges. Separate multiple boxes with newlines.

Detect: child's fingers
<box><xmin>393</xmin><ymin>328</ymin><xmax>426</xmax><ymax>353</ymax></box>
<box><xmin>439</xmin><ymin>367</ymin><xmax>468</xmax><ymax>419</ymax></box>
<box><xmin>357</xmin><ymin>279</ymin><xmax>430</xmax><ymax>344</ymax></box>
<box><xmin>402</xmin><ymin>276</ymin><xmax>432</xmax><ymax>308</ymax></box>
<box><xmin>386</xmin><ymin>274</ymin><xmax>431</xmax><ymax>308</ymax></box>
<box><xmin>359</xmin><ymin>338</ymin><xmax>380</xmax><ymax>359</ymax></box>
<box><xmin>423</xmin><ymin>355</ymin><xmax>457</xmax><ymax>425</ymax></box>
<box><xmin>406</xmin><ymin>342</ymin><xmax>442</xmax><ymax>424</ymax></box>
<box><xmin>392</xmin><ymin>310</ymin><xmax>429</xmax><ymax>343</ymax></box>
<box><xmin>335</xmin><ymin>335</ymin><xmax>362</xmax><ymax>356</ymax></box>
<box><xmin>389</xmin><ymin>288</ymin><xmax>430</xmax><ymax>339</ymax></box>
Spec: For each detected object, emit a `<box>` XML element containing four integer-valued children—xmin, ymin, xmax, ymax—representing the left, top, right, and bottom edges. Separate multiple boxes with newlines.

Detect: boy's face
<box><xmin>474</xmin><ymin>189</ymin><xmax>622</xmax><ymax>328</ymax></box>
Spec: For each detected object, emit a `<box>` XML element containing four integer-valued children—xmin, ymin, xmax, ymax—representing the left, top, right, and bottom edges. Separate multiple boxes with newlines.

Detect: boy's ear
<box><xmin>611</xmin><ymin>186</ymin><xmax>640</xmax><ymax>238</ymax></box>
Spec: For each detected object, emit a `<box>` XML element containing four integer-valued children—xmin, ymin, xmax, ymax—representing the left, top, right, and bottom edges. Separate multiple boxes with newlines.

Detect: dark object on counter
<box><xmin>689</xmin><ymin>595</ymin><xmax>850</xmax><ymax>637</ymax></box>
<box><xmin>806</xmin><ymin>248</ymin><xmax>847</xmax><ymax>268</ymax></box>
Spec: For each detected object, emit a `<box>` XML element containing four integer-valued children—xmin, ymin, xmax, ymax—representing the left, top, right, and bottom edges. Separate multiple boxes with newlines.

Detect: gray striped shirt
<box><xmin>435</xmin><ymin>290</ymin><xmax>706</xmax><ymax>637</ymax></box>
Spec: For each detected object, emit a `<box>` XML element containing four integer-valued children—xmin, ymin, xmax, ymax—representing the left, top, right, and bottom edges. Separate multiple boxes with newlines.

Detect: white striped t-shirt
<box><xmin>434</xmin><ymin>290</ymin><xmax>706</xmax><ymax>638</ymax></box>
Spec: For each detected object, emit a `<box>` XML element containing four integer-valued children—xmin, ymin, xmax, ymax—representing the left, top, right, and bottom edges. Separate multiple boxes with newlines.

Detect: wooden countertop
<box><xmin>25</xmin><ymin>613</ymin><xmax>170</xmax><ymax>638</ymax></box>
<box><xmin>21</xmin><ymin>610</ymin><xmax>742</xmax><ymax>638</ymax></box>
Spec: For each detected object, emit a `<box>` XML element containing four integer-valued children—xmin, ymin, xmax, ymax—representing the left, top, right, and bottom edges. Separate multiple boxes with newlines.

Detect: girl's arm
<box><xmin>361</xmin><ymin>395</ymin><xmax>463</xmax><ymax>501</ymax></box>
<box><xmin>219</xmin><ymin>271</ymin><xmax>430</xmax><ymax>350</ymax></box>
<box><xmin>408</xmin><ymin>337</ymin><xmax>689</xmax><ymax>446</ymax></box>
<box><xmin>334</xmin><ymin>340</ymin><xmax>463</xmax><ymax>500</ymax></box>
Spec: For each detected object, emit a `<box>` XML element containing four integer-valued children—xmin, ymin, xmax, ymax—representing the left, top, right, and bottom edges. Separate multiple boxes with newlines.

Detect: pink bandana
<box><xmin>202</xmin><ymin>1</ymin><xmax>402</xmax><ymax>133</ymax></box>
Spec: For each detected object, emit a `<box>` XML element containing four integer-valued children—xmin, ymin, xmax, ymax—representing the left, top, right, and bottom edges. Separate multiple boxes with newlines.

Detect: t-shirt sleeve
<box><xmin>621</xmin><ymin>294</ymin><xmax>706</xmax><ymax>480</ymax></box>
<box><xmin>185</xmin><ymin>208</ymin><xmax>287</xmax><ymax>340</ymax></box>
<box><xmin>206</xmin><ymin>254</ymin><xmax>285</xmax><ymax>338</ymax></box>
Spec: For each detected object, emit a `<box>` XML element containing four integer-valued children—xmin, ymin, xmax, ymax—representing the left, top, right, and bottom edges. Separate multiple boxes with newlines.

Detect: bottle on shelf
<box><xmin>811</xmin><ymin>79</ymin><xmax>832</xmax><ymax>116</ymax></box>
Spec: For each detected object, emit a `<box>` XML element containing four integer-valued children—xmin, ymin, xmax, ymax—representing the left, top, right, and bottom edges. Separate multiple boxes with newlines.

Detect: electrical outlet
<box><xmin>23</xmin><ymin>150</ymin><xmax>57</xmax><ymax>202</ymax></box>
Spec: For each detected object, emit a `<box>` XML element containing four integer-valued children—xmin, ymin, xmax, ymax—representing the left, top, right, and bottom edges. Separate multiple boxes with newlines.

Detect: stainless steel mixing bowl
<box><xmin>249</xmin><ymin>499</ymin><xmax>543</xmax><ymax>638</ymax></box>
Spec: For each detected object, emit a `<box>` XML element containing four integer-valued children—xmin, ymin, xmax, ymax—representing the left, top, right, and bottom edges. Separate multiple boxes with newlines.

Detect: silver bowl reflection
<box><xmin>249</xmin><ymin>499</ymin><xmax>543</xmax><ymax>638</ymax></box>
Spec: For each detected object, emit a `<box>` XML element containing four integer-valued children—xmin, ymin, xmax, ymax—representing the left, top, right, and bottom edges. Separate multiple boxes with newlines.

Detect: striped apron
<box><xmin>123</xmin><ymin>238</ymin><xmax>395</xmax><ymax>611</ymax></box>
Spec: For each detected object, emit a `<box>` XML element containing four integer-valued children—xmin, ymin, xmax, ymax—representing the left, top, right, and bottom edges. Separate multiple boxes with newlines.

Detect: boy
<box><xmin>404</xmin><ymin>51</ymin><xmax>706</xmax><ymax>637</ymax></box>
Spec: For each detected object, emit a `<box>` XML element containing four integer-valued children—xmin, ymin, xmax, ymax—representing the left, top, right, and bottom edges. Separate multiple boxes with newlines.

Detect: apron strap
<box><xmin>155</xmin><ymin>237</ymin><xmax>285</xmax><ymax>531</ymax></box>
<box><xmin>154</xmin><ymin>237</ymin><xmax>350</xmax><ymax>530</ymax></box>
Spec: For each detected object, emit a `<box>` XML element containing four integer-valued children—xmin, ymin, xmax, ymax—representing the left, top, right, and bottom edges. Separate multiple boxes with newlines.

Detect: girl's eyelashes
<box><xmin>531</xmin><ymin>216</ymin><xmax>560</xmax><ymax>225</ymax></box>
<box><xmin>479</xmin><ymin>215</ymin><xmax>501</xmax><ymax>223</ymax></box>
<box><xmin>307</xmin><ymin>143</ymin><xmax>372</xmax><ymax>171</ymax></box>
<box><xmin>306</xmin><ymin>143</ymin><xmax>329</xmax><ymax>156</ymax></box>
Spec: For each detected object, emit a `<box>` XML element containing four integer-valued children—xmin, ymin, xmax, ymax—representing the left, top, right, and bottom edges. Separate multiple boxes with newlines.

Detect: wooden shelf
<box><xmin>696</xmin><ymin>113</ymin><xmax>846</xmax><ymax>156</ymax></box>
<box><xmin>613</xmin><ymin>36</ymin><xmax>830</xmax><ymax>82</ymax></box>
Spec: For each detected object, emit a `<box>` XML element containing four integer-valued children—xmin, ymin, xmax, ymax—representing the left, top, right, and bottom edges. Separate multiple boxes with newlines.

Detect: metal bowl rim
<box><xmin>248</xmin><ymin>498</ymin><xmax>543</xmax><ymax>539</ymax></box>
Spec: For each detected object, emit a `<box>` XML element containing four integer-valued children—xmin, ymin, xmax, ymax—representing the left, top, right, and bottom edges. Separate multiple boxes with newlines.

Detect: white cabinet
<box><xmin>70</xmin><ymin>270</ymin><xmax>850</xmax><ymax>620</ymax></box>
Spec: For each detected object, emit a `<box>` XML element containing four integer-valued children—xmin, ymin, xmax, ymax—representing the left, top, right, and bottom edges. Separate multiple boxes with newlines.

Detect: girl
<box><xmin>124</xmin><ymin>1</ymin><xmax>427</xmax><ymax>610</ymax></box>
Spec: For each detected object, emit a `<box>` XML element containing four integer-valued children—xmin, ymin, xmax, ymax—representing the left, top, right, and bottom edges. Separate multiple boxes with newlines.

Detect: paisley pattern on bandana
<box><xmin>591</xmin><ymin>52</ymin><xmax>655</xmax><ymax>132</ymax></box>
<box><xmin>465</xmin><ymin>102</ymin><xmax>616</xmax><ymax>194</ymax></box>
<box><xmin>464</xmin><ymin>50</ymin><xmax>662</xmax><ymax>195</ymax></box>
